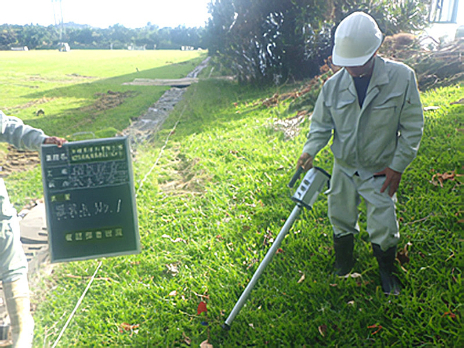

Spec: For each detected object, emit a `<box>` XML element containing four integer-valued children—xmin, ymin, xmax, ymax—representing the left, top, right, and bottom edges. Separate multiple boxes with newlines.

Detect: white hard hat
<box><xmin>332</xmin><ymin>12</ymin><xmax>383</xmax><ymax>67</ymax></box>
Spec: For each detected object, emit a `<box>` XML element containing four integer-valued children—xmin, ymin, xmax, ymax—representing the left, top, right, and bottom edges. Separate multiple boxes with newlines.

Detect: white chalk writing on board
<box><xmin>53</xmin><ymin>199</ymin><xmax>123</xmax><ymax>220</ymax></box>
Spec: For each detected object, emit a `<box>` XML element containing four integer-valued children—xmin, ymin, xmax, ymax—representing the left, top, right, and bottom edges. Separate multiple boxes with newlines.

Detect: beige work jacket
<box><xmin>303</xmin><ymin>56</ymin><xmax>424</xmax><ymax>179</ymax></box>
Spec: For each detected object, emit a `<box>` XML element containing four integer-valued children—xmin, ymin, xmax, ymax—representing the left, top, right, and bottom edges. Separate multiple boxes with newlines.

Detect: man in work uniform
<box><xmin>0</xmin><ymin>110</ymin><xmax>65</xmax><ymax>347</ymax></box>
<box><xmin>297</xmin><ymin>12</ymin><xmax>423</xmax><ymax>295</ymax></box>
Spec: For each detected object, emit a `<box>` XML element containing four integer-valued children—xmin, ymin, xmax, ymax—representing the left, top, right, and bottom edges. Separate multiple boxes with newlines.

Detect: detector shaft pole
<box><xmin>224</xmin><ymin>204</ymin><xmax>302</xmax><ymax>328</ymax></box>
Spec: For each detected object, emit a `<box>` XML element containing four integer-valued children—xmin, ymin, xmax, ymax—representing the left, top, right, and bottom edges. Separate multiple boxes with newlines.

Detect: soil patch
<box><xmin>0</xmin><ymin>146</ymin><xmax>40</xmax><ymax>178</ymax></box>
<box><xmin>82</xmin><ymin>90</ymin><xmax>138</xmax><ymax>113</ymax></box>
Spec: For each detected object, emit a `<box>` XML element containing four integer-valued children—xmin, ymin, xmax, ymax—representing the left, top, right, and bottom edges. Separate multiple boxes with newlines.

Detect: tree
<box><xmin>0</xmin><ymin>25</ymin><xmax>19</xmax><ymax>49</ymax></box>
<box><xmin>206</xmin><ymin>0</ymin><xmax>429</xmax><ymax>84</ymax></box>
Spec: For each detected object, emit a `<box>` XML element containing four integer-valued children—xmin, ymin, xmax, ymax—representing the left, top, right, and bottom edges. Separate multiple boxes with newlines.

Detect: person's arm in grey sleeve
<box><xmin>1</xmin><ymin>112</ymin><xmax>48</xmax><ymax>151</ymax></box>
<box><xmin>375</xmin><ymin>70</ymin><xmax>424</xmax><ymax>196</ymax></box>
<box><xmin>389</xmin><ymin>70</ymin><xmax>424</xmax><ymax>173</ymax></box>
<box><xmin>302</xmin><ymin>89</ymin><xmax>334</xmax><ymax>157</ymax></box>
<box><xmin>1</xmin><ymin>111</ymin><xmax>67</xmax><ymax>150</ymax></box>
<box><xmin>297</xmin><ymin>89</ymin><xmax>334</xmax><ymax>170</ymax></box>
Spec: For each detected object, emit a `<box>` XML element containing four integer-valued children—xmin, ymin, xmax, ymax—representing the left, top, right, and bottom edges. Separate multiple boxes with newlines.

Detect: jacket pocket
<box><xmin>372</xmin><ymin>92</ymin><xmax>403</xmax><ymax>111</ymax></box>
<box><xmin>368</xmin><ymin>92</ymin><xmax>403</xmax><ymax>129</ymax></box>
<box><xmin>336</xmin><ymin>98</ymin><xmax>356</xmax><ymax>109</ymax></box>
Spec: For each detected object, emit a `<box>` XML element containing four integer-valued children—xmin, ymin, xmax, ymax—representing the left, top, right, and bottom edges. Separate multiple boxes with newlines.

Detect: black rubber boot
<box><xmin>372</xmin><ymin>243</ymin><xmax>401</xmax><ymax>296</ymax></box>
<box><xmin>333</xmin><ymin>233</ymin><xmax>354</xmax><ymax>276</ymax></box>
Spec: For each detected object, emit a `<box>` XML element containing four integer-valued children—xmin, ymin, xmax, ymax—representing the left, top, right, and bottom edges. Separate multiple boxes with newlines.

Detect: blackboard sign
<box><xmin>41</xmin><ymin>137</ymin><xmax>140</xmax><ymax>263</ymax></box>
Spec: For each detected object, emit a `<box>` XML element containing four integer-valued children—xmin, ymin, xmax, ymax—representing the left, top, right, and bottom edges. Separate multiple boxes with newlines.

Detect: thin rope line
<box><xmin>52</xmin><ymin>261</ymin><xmax>102</xmax><ymax>348</ymax></box>
<box><xmin>136</xmin><ymin>83</ymin><xmax>197</xmax><ymax>197</ymax></box>
<box><xmin>135</xmin><ymin>104</ymin><xmax>187</xmax><ymax>198</ymax></box>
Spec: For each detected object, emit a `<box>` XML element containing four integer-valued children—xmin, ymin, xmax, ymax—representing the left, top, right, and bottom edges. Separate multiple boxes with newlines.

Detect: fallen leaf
<box><xmin>297</xmin><ymin>274</ymin><xmax>305</xmax><ymax>284</ymax></box>
<box><xmin>247</xmin><ymin>258</ymin><xmax>259</xmax><ymax>269</ymax></box>
<box><xmin>169</xmin><ymin>290</ymin><xmax>177</xmax><ymax>296</ymax></box>
<box><xmin>442</xmin><ymin>311</ymin><xmax>456</xmax><ymax>319</ymax></box>
<box><xmin>197</xmin><ymin>301</ymin><xmax>207</xmax><ymax>315</ymax></box>
<box><xmin>182</xmin><ymin>332</ymin><xmax>191</xmax><ymax>345</ymax></box>
<box><xmin>368</xmin><ymin>324</ymin><xmax>382</xmax><ymax>335</ymax></box>
<box><xmin>263</xmin><ymin>231</ymin><xmax>273</xmax><ymax>245</ymax></box>
<box><xmin>397</xmin><ymin>242</ymin><xmax>411</xmax><ymax>266</ymax></box>
<box><xmin>430</xmin><ymin>170</ymin><xmax>463</xmax><ymax>188</ymax></box>
<box><xmin>119</xmin><ymin>322</ymin><xmax>140</xmax><ymax>333</ymax></box>
<box><xmin>166</xmin><ymin>263</ymin><xmax>179</xmax><ymax>276</ymax></box>
<box><xmin>200</xmin><ymin>340</ymin><xmax>214</xmax><ymax>348</ymax></box>
<box><xmin>318</xmin><ymin>324</ymin><xmax>327</xmax><ymax>337</ymax></box>
<box><xmin>356</xmin><ymin>280</ymin><xmax>370</xmax><ymax>286</ymax></box>
<box><xmin>343</xmin><ymin>272</ymin><xmax>362</xmax><ymax>278</ymax></box>
<box><xmin>276</xmin><ymin>248</ymin><xmax>284</xmax><ymax>254</ymax></box>
<box><xmin>161</xmin><ymin>234</ymin><xmax>187</xmax><ymax>243</ymax></box>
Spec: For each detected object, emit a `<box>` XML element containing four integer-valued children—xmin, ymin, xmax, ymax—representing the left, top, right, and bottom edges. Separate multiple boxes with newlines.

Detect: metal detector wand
<box><xmin>222</xmin><ymin>166</ymin><xmax>330</xmax><ymax>330</ymax></box>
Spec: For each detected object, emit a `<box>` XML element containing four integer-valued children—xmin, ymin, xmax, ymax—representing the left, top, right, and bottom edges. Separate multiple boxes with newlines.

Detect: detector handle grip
<box><xmin>288</xmin><ymin>166</ymin><xmax>304</xmax><ymax>188</ymax></box>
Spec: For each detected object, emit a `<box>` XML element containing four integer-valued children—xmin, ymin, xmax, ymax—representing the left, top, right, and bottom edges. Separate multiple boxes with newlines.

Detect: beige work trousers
<box><xmin>327</xmin><ymin>164</ymin><xmax>400</xmax><ymax>251</ymax></box>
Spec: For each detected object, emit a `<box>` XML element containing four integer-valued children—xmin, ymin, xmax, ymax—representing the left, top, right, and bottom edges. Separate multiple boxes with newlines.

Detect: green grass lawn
<box><xmin>1</xmin><ymin>51</ymin><xmax>462</xmax><ymax>347</ymax></box>
<box><xmin>0</xmin><ymin>50</ymin><xmax>206</xmax><ymax>138</ymax></box>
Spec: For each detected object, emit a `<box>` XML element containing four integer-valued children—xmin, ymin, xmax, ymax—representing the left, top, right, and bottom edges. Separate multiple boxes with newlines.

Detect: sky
<box><xmin>1</xmin><ymin>0</ymin><xmax>463</xmax><ymax>29</ymax></box>
<box><xmin>0</xmin><ymin>0</ymin><xmax>212</xmax><ymax>29</ymax></box>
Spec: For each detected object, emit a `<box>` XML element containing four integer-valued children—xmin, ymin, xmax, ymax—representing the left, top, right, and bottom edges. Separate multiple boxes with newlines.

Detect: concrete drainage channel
<box><xmin>0</xmin><ymin>57</ymin><xmax>211</xmax><ymax>344</ymax></box>
<box><xmin>121</xmin><ymin>56</ymin><xmax>210</xmax><ymax>144</ymax></box>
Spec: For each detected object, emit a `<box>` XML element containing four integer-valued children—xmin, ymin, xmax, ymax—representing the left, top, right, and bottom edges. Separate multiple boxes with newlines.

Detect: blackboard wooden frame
<box><xmin>41</xmin><ymin>137</ymin><xmax>140</xmax><ymax>263</ymax></box>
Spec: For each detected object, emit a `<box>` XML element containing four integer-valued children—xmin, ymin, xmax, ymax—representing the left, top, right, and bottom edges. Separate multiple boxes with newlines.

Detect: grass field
<box><xmin>1</xmin><ymin>50</ymin><xmax>462</xmax><ymax>347</ymax></box>
<box><xmin>0</xmin><ymin>50</ymin><xmax>206</xmax><ymax>138</ymax></box>
<box><xmin>1</xmin><ymin>49</ymin><xmax>206</xmax><ymax>208</ymax></box>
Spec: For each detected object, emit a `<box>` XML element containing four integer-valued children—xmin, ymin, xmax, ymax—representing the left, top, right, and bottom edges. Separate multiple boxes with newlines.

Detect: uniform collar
<box><xmin>340</xmin><ymin>56</ymin><xmax>390</xmax><ymax>94</ymax></box>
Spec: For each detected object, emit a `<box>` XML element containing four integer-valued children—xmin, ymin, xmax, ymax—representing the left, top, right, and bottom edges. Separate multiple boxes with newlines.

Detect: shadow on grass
<box><xmin>153</xmin><ymin>77</ymin><xmax>291</xmax><ymax>144</ymax></box>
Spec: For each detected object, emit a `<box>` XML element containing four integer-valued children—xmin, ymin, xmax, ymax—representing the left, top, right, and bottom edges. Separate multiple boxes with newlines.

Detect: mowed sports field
<box><xmin>0</xmin><ymin>49</ymin><xmax>206</xmax><ymax>138</ymax></box>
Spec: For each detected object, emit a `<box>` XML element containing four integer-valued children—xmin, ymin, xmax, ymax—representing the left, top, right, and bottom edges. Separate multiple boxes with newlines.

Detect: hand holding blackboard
<box><xmin>43</xmin><ymin>136</ymin><xmax>67</xmax><ymax>147</ymax></box>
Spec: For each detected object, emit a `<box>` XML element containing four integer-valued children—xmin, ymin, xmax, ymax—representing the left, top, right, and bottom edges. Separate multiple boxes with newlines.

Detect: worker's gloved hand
<box><xmin>297</xmin><ymin>153</ymin><xmax>313</xmax><ymax>171</ymax></box>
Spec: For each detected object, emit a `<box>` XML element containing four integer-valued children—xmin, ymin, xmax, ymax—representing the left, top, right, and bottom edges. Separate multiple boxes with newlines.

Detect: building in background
<box><xmin>426</xmin><ymin>0</ymin><xmax>463</xmax><ymax>41</ymax></box>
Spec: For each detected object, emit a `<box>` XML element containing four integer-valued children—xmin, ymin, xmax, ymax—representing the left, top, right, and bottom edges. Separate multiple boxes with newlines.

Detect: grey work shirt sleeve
<box><xmin>302</xmin><ymin>88</ymin><xmax>334</xmax><ymax>158</ymax></box>
<box><xmin>0</xmin><ymin>111</ymin><xmax>48</xmax><ymax>151</ymax></box>
<box><xmin>388</xmin><ymin>70</ymin><xmax>424</xmax><ymax>173</ymax></box>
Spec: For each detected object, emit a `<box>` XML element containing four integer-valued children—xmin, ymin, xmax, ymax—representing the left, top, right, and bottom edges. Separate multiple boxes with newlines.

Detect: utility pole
<box><xmin>51</xmin><ymin>0</ymin><xmax>64</xmax><ymax>42</ymax></box>
<box><xmin>52</xmin><ymin>0</ymin><xmax>69</xmax><ymax>51</ymax></box>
